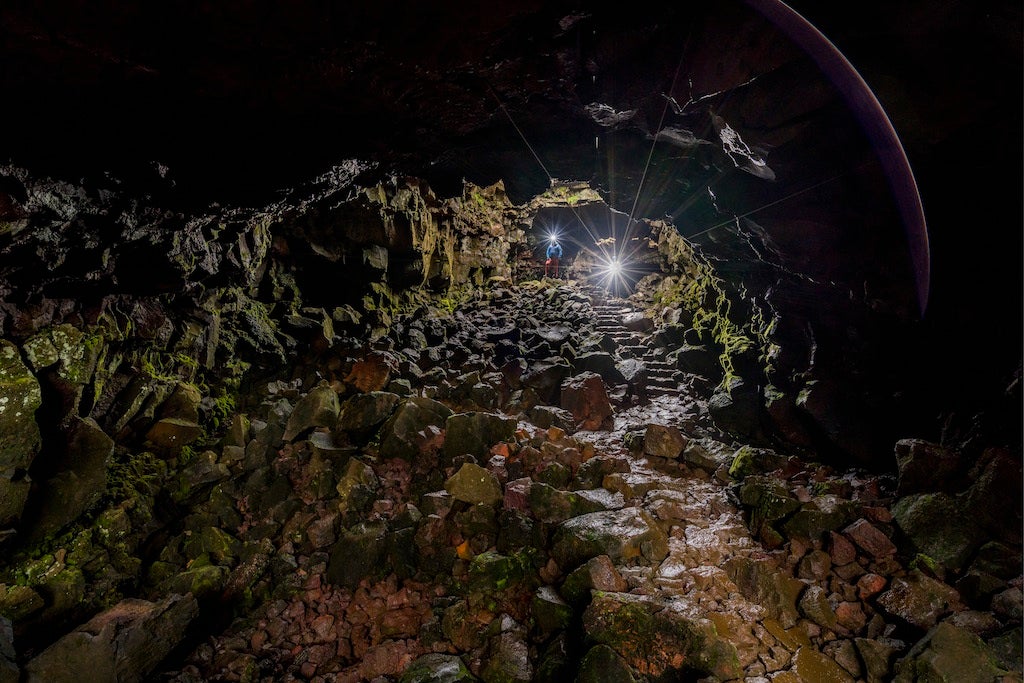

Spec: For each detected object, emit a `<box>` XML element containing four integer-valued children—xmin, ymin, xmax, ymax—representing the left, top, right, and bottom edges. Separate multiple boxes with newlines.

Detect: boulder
<box><xmin>532</xmin><ymin>586</ymin><xmax>573</xmax><ymax>634</ymax></box>
<box><xmin>380</xmin><ymin>397</ymin><xmax>452</xmax><ymax>461</ymax></box>
<box><xmin>577</xmin><ymin>644</ymin><xmax>637</xmax><ymax>683</ymax></box>
<box><xmin>573</xmin><ymin>352</ymin><xmax>625</xmax><ymax>385</ymax></box>
<box><xmin>724</xmin><ymin>556</ymin><xmax>804</xmax><ymax>627</ymax></box>
<box><xmin>28</xmin><ymin>416</ymin><xmax>114</xmax><ymax>540</ymax></box>
<box><xmin>876</xmin><ymin>570</ymin><xmax>965</xmax><ymax>630</ymax></box>
<box><xmin>669</xmin><ymin>344</ymin><xmax>720</xmax><ymax>379</ymax></box>
<box><xmin>582</xmin><ymin>592</ymin><xmax>741</xmax><ymax>680</ymax></box>
<box><xmin>791</xmin><ymin>646</ymin><xmax>855</xmax><ymax>683</ymax></box>
<box><xmin>337</xmin><ymin>390</ymin><xmax>401</xmax><ymax>442</ymax></box>
<box><xmin>642</xmin><ymin>424</ymin><xmax>688</xmax><ymax>459</ymax></box>
<box><xmin>525</xmin><ymin>405</ymin><xmax>576</xmax><ymax>433</ymax></box>
<box><xmin>560</xmin><ymin>554</ymin><xmax>629</xmax><ymax>606</ymax></box>
<box><xmin>782</xmin><ymin>496</ymin><xmax>859</xmax><ymax>542</ymax></box>
<box><xmin>283</xmin><ymin>383</ymin><xmax>340</xmax><ymax>441</ymax></box>
<box><xmin>560</xmin><ymin>372</ymin><xmax>613</xmax><ymax>431</ymax></box>
<box><xmin>842</xmin><ymin>518</ymin><xmax>897</xmax><ymax>559</ymax></box>
<box><xmin>961</xmin><ymin>448</ymin><xmax>1023</xmax><ymax>543</ymax></box>
<box><xmin>527</xmin><ymin>481</ymin><xmax>609</xmax><ymax>522</ymax></box>
<box><xmin>444</xmin><ymin>412</ymin><xmax>516</xmax><ymax>462</ymax></box>
<box><xmin>23</xmin><ymin>594</ymin><xmax>198</xmax><ymax>683</ymax></box>
<box><xmin>326</xmin><ymin>520</ymin><xmax>389</xmax><ymax>589</ymax></box>
<box><xmin>145</xmin><ymin>417</ymin><xmax>203</xmax><ymax>455</ymax></box>
<box><xmin>708</xmin><ymin>379</ymin><xmax>763</xmax><ymax>439</ymax></box>
<box><xmin>551</xmin><ymin>507</ymin><xmax>668</xmax><ymax>570</ymax></box>
<box><xmin>893</xmin><ymin>622</ymin><xmax>1010</xmax><ymax>682</ymax></box>
<box><xmin>482</xmin><ymin>630</ymin><xmax>532</xmax><ymax>683</ymax></box>
<box><xmin>894</xmin><ymin>439</ymin><xmax>964</xmax><ymax>495</ymax></box>
<box><xmin>892</xmin><ymin>492</ymin><xmax>982</xmax><ymax>573</ymax></box>
<box><xmin>399</xmin><ymin>654</ymin><xmax>475</xmax><ymax>683</ymax></box>
<box><xmin>344</xmin><ymin>350</ymin><xmax>398</xmax><ymax>392</ymax></box>
<box><xmin>335</xmin><ymin>458</ymin><xmax>380</xmax><ymax>516</ymax></box>
<box><xmin>445</xmin><ymin>463</ymin><xmax>503</xmax><ymax>506</ymax></box>
<box><xmin>522</xmin><ymin>359</ymin><xmax>571</xmax><ymax>405</ymax></box>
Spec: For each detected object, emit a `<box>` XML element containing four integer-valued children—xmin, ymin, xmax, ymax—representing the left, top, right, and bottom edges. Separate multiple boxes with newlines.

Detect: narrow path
<box><xmin>574</xmin><ymin>281</ymin><xmax>863</xmax><ymax>681</ymax></box>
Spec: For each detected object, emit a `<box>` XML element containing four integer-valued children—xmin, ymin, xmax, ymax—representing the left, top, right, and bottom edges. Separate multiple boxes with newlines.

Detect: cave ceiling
<box><xmin>1</xmin><ymin>0</ymin><xmax>1021</xmax><ymax>326</ymax></box>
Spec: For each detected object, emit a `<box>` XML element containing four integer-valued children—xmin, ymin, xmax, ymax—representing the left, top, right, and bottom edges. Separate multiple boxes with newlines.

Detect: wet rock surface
<box><xmin>1</xmin><ymin>277</ymin><xmax>1011</xmax><ymax>683</ymax></box>
<box><xmin>0</xmin><ymin>164</ymin><xmax>1018</xmax><ymax>682</ymax></box>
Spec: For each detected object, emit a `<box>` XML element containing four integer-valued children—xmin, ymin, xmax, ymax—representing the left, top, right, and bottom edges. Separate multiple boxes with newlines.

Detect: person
<box><xmin>545</xmin><ymin>239</ymin><xmax>563</xmax><ymax>278</ymax></box>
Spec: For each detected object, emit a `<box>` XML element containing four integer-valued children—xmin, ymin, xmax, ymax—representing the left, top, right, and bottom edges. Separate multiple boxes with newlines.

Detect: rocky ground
<box><xmin>7</xmin><ymin>278</ymin><xmax>1014</xmax><ymax>682</ymax></box>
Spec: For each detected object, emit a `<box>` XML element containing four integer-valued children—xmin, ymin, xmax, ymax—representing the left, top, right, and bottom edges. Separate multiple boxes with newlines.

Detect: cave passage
<box><xmin>0</xmin><ymin>0</ymin><xmax>1020</xmax><ymax>681</ymax></box>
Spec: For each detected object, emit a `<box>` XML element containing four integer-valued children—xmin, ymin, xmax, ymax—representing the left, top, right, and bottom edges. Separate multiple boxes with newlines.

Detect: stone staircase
<box><xmin>585</xmin><ymin>287</ymin><xmax>685</xmax><ymax>400</ymax></box>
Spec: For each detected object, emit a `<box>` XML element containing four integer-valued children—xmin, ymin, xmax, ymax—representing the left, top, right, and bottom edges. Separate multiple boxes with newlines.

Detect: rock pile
<box><xmin>1</xmin><ymin>280</ymin><xmax>1003</xmax><ymax>682</ymax></box>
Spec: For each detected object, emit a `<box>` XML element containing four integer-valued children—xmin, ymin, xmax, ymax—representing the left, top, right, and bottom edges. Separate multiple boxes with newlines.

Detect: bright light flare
<box><xmin>592</xmin><ymin>253</ymin><xmax>633</xmax><ymax>295</ymax></box>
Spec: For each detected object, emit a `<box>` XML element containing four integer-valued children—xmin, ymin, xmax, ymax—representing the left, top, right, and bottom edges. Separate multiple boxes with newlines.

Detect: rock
<box><xmin>669</xmin><ymin>344</ymin><xmax>719</xmax><ymax>379</ymax></box>
<box><xmin>791</xmin><ymin>646</ymin><xmax>855</xmax><ymax>683</ymax></box>
<box><xmin>535</xmin><ymin>633</ymin><xmax>571</xmax><ymax>682</ymax></box>
<box><xmin>738</xmin><ymin>476</ymin><xmax>800</xmax><ymax>541</ymax></box>
<box><xmin>445</xmin><ymin>463</ymin><xmax>503</xmax><ymax>506</ymax></box>
<box><xmin>894</xmin><ymin>439</ymin><xmax>964</xmax><ymax>495</ymax></box>
<box><xmin>795</xmin><ymin>379</ymin><xmax>878</xmax><ymax>465</ymax></box>
<box><xmin>326</xmin><ymin>520</ymin><xmax>388</xmax><ymax>588</ymax></box>
<box><xmin>724</xmin><ymin>556</ymin><xmax>804</xmax><ymax>627</ymax></box>
<box><xmin>573</xmin><ymin>455</ymin><xmax>629</xmax><ymax>490</ymax></box>
<box><xmin>582</xmin><ymin>592</ymin><xmax>741</xmax><ymax>680</ymax></box>
<box><xmin>829</xmin><ymin>531</ymin><xmax>858</xmax><ymax>566</ymax></box>
<box><xmin>522</xmin><ymin>359</ymin><xmax>571</xmax><ymax>405</ymax></box>
<box><xmin>144</xmin><ymin>417</ymin><xmax>203</xmax><ymax>455</ymax></box>
<box><xmin>526</xmin><ymin>405</ymin><xmax>576</xmax><ymax>433</ymax></box>
<box><xmin>380</xmin><ymin>397</ymin><xmax>452</xmax><ymax>461</ymax></box>
<box><xmin>559</xmin><ymin>372</ymin><xmax>613</xmax><ymax>431</ymax></box>
<box><xmin>335</xmin><ymin>458</ymin><xmax>380</xmax><ymax>516</ymax></box>
<box><xmin>469</xmin><ymin>550</ymin><xmax>531</xmax><ymax>593</ymax></box>
<box><xmin>876</xmin><ymin>570</ymin><xmax>964</xmax><ymax>630</ymax></box>
<box><xmin>283</xmin><ymin>383</ymin><xmax>340</xmax><ymax>441</ymax></box>
<box><xmin>345</xmin><ymin>350</ymin><xmax>398</xmax><ymax>392</ymax></box>
<box><xmin>799</xmin><ymin>585</ymin><xmax>840</xmax><ymax>632</ymax></box>
<box><xmin>23</xmin><ymin>594</ymin><xmax>198</xmax><ymax>683</ymax></box>
<box><xmin>842</xmin><ymin>518</ymin><xmax>896</xmax><ymax>558</ymax></box>
<box><xmin>482</xmin><ymin>630</ymin><xmax>532</xmax><ymax>683</ymax></box>
<box><xmin>679</xmin><ymin>441</ymin><xmax>720</xmax><ymax>471</ymax></box>
<box><xmin>893</xmin><ymin>622</ymin><xmax>1010</xmax><ymax>682</ymax></box>
<box><xmin>991</xmin><ymin>586</ymin><xmax>1024</xmax><ymax>620</ymax></box>
<box><xmin>157</xmin><ymin>382</ymin><xmax>202</xmax><ymax>423</ymax></box>
<box><xmin>970</xmin><ymin>541</ymin><xmax>1023</xmax><ymax>580</ymax></box>
<box><xmin>891</xmin><ymin>492</ymin><xmax>982</xmax><ymax>573</ymax></box>
<box><xmin>0</xmin><ymin>617</ymin><xmax>15</xmax><ymax>683</ymax></box>
<box><xmin>444</xmin><ymin>412</ymin><xmax>516</xmax><ymax>462</ymax></box>
<box><xmin>28</xmin><ymin>416</ymin><xmax>114</xmax><ymax>540</ymax></box>
<box><xmin>621</xmin><ymin>312</ymin><xmax>653</xmax><ymax>332</ymax></box>
<box><xmin>550</xmin><ymin>507</ymin><xmax>668</xmax><ymax>570</ymax></box>
<box><xmin>642</xmin><ymin>424</ymin><xmax>688</xmax><ymax>459</ymax></box>
<box><xmin>577</xmin><ymin>644</ymin><xmax>637</xmax><ymax>683</ymax></box>
<box><xmin>961</xmin><ymin>448</ymin><xmax>1023</xmax><ymax>543</ymax></box>
<box><xmin>781</xmin><ymin>497</ymin><xmax>859</xmax><ymax>542</ymax></box>
<box><xmin>532</xmin><ymin>586</ymin><xmax>573</xmax><ymax>634</ymax></box>
<box><xmin>560</xmin><ymin>554</ymin><xmax>629</xmax><ymax>606</ymax></box>
<box><xmin>573</xmin><ymin>352</ymin><xmax>625</xmax><ymax>385</ymax></box>
<box><xmin>764</xmin><ymin>385</ymin><xmax>815</xmax><ymax>448</ymax></box>
<box><xmin>337</xmin><ymin>391</ymin><xmax>401</xmax><ymax>441</ymax></box>
<box><xmin>399</xmin><ymin>653</ymin><xmax>475</xmax><ymax>683</ymax></box>
<box><xmin>708</xmin><ymin>379</ymin><xmax>763</xmax><ymax>439</ymax></box>
<box><xmin>855</xmin><ymin>637</ymin><xmax>901</xmax><ymax>683</ymax></box>
<box><xmin>527</xmin><ymin>482</ymin><xmax>608</xmax><ymax>523</ymax></box>
<box><xmin>0</xmin><ymin>585</ymin><xmax>44</xmax><ymax>622</ymax></box>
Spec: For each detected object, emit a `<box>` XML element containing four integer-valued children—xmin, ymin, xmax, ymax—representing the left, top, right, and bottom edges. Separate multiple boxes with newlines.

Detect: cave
<box><xmin>0</xmin><ymin>1</ymin><xmax>1021</xmax><ymax>681</ymax></box>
